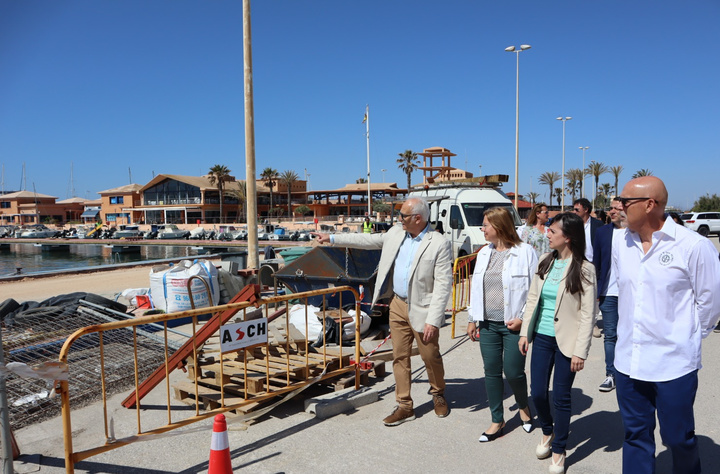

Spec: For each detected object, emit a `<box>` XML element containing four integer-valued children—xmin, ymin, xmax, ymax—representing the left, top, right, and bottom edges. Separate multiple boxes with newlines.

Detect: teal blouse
<box><xmin>536</xmin><ymin>258</ymin><xmax>570</xmax><ymax>337</ymax></box>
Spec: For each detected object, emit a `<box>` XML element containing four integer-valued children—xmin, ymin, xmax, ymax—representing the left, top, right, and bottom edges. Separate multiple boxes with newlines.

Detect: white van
<box><xmin>410</xmin><ymin>182</ymin><xmax>522</xmax><ymax>260</ymax></box>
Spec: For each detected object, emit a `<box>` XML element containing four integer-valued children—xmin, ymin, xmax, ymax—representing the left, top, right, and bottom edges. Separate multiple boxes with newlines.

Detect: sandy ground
<box><xmin>0</xmin><ymin>266</ymin><xmax>155</xmax><ymax>304</ymax></box>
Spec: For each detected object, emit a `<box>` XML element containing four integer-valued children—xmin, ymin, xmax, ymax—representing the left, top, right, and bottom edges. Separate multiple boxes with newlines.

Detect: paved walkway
<box><xmin>13</xmin><ymin>304</ymin><xmax>720</xmax><ymax>473</ymax></box>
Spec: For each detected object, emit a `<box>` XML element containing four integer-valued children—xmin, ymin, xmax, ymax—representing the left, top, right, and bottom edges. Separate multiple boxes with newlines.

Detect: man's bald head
<box><xmin>621</xmin><ymin>176</ymin><xmax>668</xmax><ymax>234</ymax></box>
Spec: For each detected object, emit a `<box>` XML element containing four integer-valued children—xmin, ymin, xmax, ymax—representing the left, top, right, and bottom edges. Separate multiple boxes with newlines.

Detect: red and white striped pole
<box><xmin>208</xmin><ymin>414</ymin><xmax>233</xmax><ymax>474</ymax></box>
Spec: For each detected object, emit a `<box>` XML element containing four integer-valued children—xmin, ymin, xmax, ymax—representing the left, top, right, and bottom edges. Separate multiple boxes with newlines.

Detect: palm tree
<box><xmin>280</xmin><ymin>170</ymin><xmax>299</xmax><ymax>218</ymax></box>
<box><xmin>260</xmin><ymin>167</ymin><xmax>279</xmax><ymax>214</ymax></box>
<box><xmin>565</xmin><ymin>168</ymin><xmax>583</xmax><ymax>203</ymax></box>
<box><xmin>227</xmin><ymin>180</ymin><xmax>247</xmax><ymax>223</ymax></box>
<box><xmin>208</xmin><ymin>164</ymin><xmax>231</xmax><ymax>223</ymax></box>
<box><xmin>356</xmin><ymin>177</ymin><xmax>367</xmax><ymax>184</ymax></box>
<box><xmin>554</xmin><ymin>187</ymin><xmax>563</xmax><ymax>207</ymax></box>
<box><xmin>538</xmin><ymin>171</ymin><xmax>560</xmax><ymax>205</ymax></box>
<box><xmin>526</xmin><ymin>191</ymin><xmax>539</xmax><ymax>205</ymax></box>
<box><xmin>632</xmin><ymin>168</ymin><xmax>653</xmax><ymax>179</ymax></box>
<box><xmin>397</xmin><ymin>149</ymin><xmax>420</xmax><ymax>190</ymax></box>
<box><xmin>597</xmin><ymin>183</ymin><xmax>613</xmax><ymax>209</ymax></box>
<box><xmin>610</xmin><ymin>165</ymin><xmax>624</xmax><ymax>196</ymax></box>
<box><xmin>586</xmin><ymin>161</ymin><xmax>609</xmax><ymax>204</ymax></box>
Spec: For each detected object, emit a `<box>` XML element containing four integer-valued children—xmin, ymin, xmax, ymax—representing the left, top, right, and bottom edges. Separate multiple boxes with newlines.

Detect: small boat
<box><xmin>19</xmin><ymin>224</ymin><xmax>59</xmax><ymax>239</ymax></box>
<box><xmin>113</xmin><ymin>225</ymin><xmax>143</xmax><ymax>239</ymax></box>
<box><xmin>157</xmin><ymin>224</ymin><xmax>190</xmax><ymax>240</ymax></box>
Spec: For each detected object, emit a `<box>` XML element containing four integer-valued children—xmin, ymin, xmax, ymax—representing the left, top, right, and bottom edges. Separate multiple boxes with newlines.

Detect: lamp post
<box><xmin>556</xmin><ymin>116</ymin><xmax>572</xmax><ymax>211</ymax></box>
<box><xmin>381</xmin><ymin>169</ymin><xmax>387</xmax><ymax>182</ymax></box>
<box><xmin>505</xmin><ymin>44</ymin><xmax>531</xmax><ymax>211</ymax></box>
<box><xmin>579</xmin><ymin>146</ymin><xmax>589</xmax><ymax>198</ymax></box>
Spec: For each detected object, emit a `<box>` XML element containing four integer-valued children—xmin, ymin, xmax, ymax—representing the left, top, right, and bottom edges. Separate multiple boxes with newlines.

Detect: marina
<box><xmin>0</xmin><ymin>241</ymin><xmax>206</xmax><ymax>277</ymax></box>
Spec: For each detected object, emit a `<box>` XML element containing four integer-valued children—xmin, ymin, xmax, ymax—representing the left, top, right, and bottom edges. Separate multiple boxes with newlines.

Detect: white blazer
<box><xmin>468</xmin><ymin>242</ymin><xmax>538</xmax><ymax>323</ymax></box>
<box><xmin>332</xmin><ymin>225</ymin><xmax>453</xmax><ymax>333</ymax></box>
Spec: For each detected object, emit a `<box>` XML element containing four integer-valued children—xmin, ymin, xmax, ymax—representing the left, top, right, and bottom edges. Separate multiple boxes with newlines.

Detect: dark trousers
<box><xmin>615</xmin><ymin>370</ymin><xmax>700</xmax><ymax>474</ymax></box>
<box><xmin>478</xmin><ymin>320</ymin><xmax>529</xmax><ymax>423</ymax></box>
<box><xmin>599</xmin><ymin>296</ymin><xmax>618</xmax><ymax>377</ymax></box>
<box><xmin>530</xmin><ymin>333</ymin><xmax>576</xmax><ymax>454</ymax></box>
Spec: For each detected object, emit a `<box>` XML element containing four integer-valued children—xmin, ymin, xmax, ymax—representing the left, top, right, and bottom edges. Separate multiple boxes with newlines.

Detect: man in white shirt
<box><xmin>612</xmin><ymin>176</ymin><xmax>720</xmax><ymax>473</ymax></box>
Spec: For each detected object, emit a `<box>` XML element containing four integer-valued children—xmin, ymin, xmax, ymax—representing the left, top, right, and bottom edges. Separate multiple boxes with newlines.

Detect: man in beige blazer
<box><xmin>313</xmin><ymin>197</ymin><xmax>453</xmax><ymax>426</ymax></box>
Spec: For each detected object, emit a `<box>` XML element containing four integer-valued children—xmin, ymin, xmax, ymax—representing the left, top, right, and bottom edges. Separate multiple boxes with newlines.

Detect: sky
<box><xmin>1</xmin><ymin>1</ymin><xmax>718</xmax><ymax>210</ymax></box>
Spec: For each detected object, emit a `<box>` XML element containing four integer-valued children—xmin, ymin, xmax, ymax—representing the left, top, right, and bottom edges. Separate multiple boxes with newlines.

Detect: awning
<box><xmin>80</xmin><ymin>209</ymin><xmax>100</xmax><ymax>218</ymax></box>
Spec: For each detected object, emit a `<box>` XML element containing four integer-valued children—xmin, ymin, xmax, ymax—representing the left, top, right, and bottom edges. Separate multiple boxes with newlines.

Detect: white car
<box><xmin>680</xmin><ymin>212</ymin><xmax>720</xmax><ymax>237</ymax></box>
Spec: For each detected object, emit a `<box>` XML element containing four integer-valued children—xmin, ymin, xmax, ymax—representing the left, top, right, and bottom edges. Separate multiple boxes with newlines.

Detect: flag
<box><xmin>362</xmin><ymin>113</ymin><xmax>367</xmax><ymax>124</ymax></box>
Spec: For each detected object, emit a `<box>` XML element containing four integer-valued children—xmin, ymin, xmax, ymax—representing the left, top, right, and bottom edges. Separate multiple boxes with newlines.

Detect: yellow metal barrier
<box><xmin>58</xmin><ymin>286</ymin><xmax>362</xmax><ymax>473</ymax></box>
<box><xmin>450</xmin><ymin>252</ymin><xmax>478</xmax><ymax>338</ymax></box>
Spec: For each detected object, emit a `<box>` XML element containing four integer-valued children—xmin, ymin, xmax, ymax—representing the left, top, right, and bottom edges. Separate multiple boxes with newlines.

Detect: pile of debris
<box><xmin>1</xmin><ymin>293</ymin><xmax>173</xmax><ymax>429</ymax></box>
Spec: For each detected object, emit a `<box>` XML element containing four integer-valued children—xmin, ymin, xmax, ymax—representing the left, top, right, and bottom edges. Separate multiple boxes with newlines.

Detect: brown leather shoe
<box><xmin>383</xmin><ymin>406</ymin><xmax>416</xmax><ymax>426</ymax></box>
<box><xmin>433</xmin><ymin>395</ymin><xmax>449</xmax><ymax>418</ymax></box>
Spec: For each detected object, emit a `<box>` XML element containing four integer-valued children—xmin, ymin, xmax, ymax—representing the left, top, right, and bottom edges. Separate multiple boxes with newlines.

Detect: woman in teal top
<box><xmin>519</xmin><ymin>212</ymin><xmax>597</xmax><ymax>474</ymax></box>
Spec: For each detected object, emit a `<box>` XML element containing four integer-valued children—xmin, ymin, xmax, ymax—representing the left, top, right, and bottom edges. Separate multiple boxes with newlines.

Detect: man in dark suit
<box><xmin>592</xmin><ymin>198</ymin><xmax>625</xmax><ymax>392</ymax></box>
<box><xmin>572</xmin><ymin>198</ymin><xmax>603</xmax><ymax>263</ymax></box>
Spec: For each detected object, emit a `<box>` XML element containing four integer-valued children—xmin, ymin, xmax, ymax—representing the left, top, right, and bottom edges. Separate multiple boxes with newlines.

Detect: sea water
<box><xmin>0</xmin><ymin>243</ymin><xmax>201</xmax><ymax>277</ymax></box>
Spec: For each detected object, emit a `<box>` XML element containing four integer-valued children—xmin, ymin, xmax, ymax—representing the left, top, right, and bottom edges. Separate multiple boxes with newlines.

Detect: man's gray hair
<box><xmin>405</xmin><ymin>197</ymin><xmax>430</xmax><ymax>222</ymax></box>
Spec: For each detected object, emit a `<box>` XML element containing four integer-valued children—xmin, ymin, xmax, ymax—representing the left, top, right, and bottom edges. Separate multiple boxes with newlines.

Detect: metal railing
<box><xmin>450</xmin><ymin>252</ymin><xmax>478</xmax><ymax>338</ymax></box>
<box><xmin>58</xmin><ymin>286</ymin><xmax>362</xmax><ymax>473</ymax></box>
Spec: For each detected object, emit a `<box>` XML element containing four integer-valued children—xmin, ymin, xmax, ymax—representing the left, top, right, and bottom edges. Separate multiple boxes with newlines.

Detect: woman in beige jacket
<box><xmin>519</xmin><ymin>212</ymin><xmax>597</xmax><ymax>474</ymax></box>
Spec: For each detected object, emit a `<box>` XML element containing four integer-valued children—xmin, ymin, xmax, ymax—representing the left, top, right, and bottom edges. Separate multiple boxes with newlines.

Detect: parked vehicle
<box><xmin>18</xmin><ymin>224</ymin><xmax>60</xmax><ymax>239</ymax></box>
<box><xmin>410</xmin><ymin>181</ymin><xmax>521</xmax><ymax>260</ymax></box>
<box><xmin>680</xmin><ymin>212</ymin><xmax>720</xmax><ymax>237</ymax></box>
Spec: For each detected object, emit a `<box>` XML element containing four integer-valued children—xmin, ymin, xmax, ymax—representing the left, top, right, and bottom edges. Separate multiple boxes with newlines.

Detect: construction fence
<box><xmin>3</xmin><ymin>285</ymin><xmax>365</xmax><ymax>474</ymax></box>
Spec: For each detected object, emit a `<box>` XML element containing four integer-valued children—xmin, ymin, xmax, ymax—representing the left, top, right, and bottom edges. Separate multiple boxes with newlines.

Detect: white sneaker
<box><xmin>599</xmin><ymin>376</ymin><xmax>616</xmax><ymax>392</ymax></box>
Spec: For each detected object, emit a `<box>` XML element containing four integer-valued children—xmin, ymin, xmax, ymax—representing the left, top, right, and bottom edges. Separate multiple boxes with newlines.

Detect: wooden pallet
<box><xmin>172</xmin><ymin>343</ymin><xmax>373</xmax><ymax>415</ymax></box>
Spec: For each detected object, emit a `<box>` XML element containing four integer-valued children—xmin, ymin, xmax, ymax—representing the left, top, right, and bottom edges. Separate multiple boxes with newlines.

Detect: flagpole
<box><xmin>365</xmin><ymin>104</ymin><xmax>371</xmax><ymax>217</ymax></box>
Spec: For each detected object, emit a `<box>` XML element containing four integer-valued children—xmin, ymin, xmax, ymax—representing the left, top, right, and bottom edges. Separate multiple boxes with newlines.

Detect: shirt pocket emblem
<box><xmin>658</xmin><ymin>251</ymin><xmax>673</xmax><ymax>266</ymax></box>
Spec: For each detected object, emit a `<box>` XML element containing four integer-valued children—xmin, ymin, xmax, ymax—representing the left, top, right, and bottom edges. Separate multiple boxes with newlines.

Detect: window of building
<box><xmin>0</xmin><ymin>202</ymin><xmax>10</xmax><ymax>209</ymax></box>
<box><xmin>109</xmin><ymin>196</ymin><xmax>124</xmax><ymax>204</ymax></box>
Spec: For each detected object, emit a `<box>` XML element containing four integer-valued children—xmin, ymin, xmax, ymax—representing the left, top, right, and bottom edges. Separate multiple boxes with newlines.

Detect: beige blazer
<box><xmin>520</xmin><ymin>257</ymin><xmax>597</xmax><ymax>359</ymax></box>
<box><xmin>331</xmin><ymin>225</ymin><xmax>453</xmax><ymax>333</ymax></box>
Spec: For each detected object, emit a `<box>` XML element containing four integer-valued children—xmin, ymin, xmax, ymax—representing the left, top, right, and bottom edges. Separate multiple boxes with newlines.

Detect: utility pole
<box><xmin>243</xmin><ymin>0</ymin><xmax>259</xmax><ymax>269</ymax></box>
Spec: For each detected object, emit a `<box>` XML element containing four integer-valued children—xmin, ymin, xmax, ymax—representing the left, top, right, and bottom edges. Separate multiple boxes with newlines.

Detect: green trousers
<box><xmin>478</xmin><ymin>320</ymin><xmax>529</xmax><ymax>423</ymax></box>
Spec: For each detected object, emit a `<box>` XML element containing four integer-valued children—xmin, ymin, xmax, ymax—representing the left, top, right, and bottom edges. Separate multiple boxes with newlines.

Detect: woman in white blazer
<box><xmin>519</xmin><ymin>212</ymin><xmax>597</xmax><ymax>474</ymax></box>
<box><xmin>468</xmin><ymin>207</ymin><xmax>538</xmax><ymax>443</ymax></box>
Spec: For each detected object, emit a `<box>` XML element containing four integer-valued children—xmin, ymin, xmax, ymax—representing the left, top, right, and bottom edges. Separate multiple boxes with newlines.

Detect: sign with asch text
<box><xmin>220</xmin><ymin>318</ymin><xmax>268</xmax><ymax>353</ymax></box>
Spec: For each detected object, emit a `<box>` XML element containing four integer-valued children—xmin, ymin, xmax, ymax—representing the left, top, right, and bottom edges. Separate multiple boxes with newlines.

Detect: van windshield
<box><xmin>461</xmin><ymin>203</ymin><xmax>522</xmax><ymax>227</ymax></box>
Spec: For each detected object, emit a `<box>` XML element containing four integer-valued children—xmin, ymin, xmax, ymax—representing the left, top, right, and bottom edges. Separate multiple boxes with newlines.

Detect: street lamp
<box><xmin>556</xmin><ymin>116</ymin><xmax>572</xmax><ymax>211</ymax></box>
<box><xmin>579</xmin><ymin>146</ymin><xmax>589</xmax><ymax>198</ymax></box>
<box><xmin>506</xmin><ymin>44</ymin><xmax>531</xmax><ymax>211</ymax></box>
<box><xmin>381</xmin><ymin>169</ymin><xmax>387</xmax><ymax>182</ymax></box>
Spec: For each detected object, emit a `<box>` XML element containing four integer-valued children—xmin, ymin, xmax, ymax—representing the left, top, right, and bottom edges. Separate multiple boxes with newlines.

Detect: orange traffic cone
<box><xmin>208</xmin><ymin>414</ymin><xmax>233</xmax><ymax>474</ymax></box>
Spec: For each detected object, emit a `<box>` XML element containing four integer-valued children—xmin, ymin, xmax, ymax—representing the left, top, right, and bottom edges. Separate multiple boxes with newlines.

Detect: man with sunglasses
<box><xmin>312</xmin><ymin>197</ymin><xmax>453</xmax><ymax>426</ymax></box>
<box><xmin>612</xmin><ymin>176</ymin><xmax>720</xmax><ymax>473</ymax></box>
<box><xmin>592</xmin><ymin>198</ymin><xmax>626</xmax><ymax>393</ymax></box>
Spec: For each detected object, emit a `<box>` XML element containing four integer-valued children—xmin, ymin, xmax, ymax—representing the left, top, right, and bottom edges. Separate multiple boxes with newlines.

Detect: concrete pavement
<box><xmin>12</xmin><ymin>298</ymin><xmax>720</xmax><ymax>473</ymax></box>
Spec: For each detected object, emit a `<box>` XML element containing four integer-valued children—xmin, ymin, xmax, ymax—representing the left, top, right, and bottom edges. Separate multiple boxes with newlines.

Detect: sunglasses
<box><xmin>616</xmin><ymin>197</ymin><xmax>652</xmax><ymax>207</ymax></box>
<box><xmin>398</xmin><ymin>212</ymin><xmax>418</xmax><ymax>220</ymax></box>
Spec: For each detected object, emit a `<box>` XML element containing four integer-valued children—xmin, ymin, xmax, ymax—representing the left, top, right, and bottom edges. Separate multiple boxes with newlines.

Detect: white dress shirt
<box><xmin>468</xmin><ymin>242</ymin><xmax>538</xmax><ymax>323</ymax></box>
<box><xmin>603</xmin><ymin>227</ymin><xmax>623</xmax><ymax>297</ymax></box>
<box><xmin>583</xmin><ymin>219</ymin><xmax>594</xmax><ymax>262</ymax></box>
<box><xmin>612</xmin><ymin>216</ymin><xmax>720</xmax><ymax>382</ymax></box>
<box><xmin>392</xmin><ymin>224</ymin><xmax>430</xmax><ymax>298</ymax></box>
